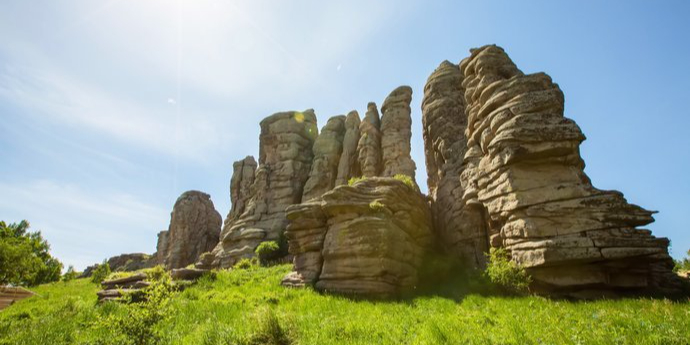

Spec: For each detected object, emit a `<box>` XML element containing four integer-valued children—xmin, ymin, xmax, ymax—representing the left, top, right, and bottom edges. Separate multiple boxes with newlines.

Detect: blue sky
<box><xmin>1</xmin><ymin>1</ymin><xmax>689</xmax><ymax>270</ymax></box>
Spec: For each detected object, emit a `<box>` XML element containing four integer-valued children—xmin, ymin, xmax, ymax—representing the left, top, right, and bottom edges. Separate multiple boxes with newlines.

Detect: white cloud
<box><xmin>0</xmin><ymin>180</ymin><xmax>169</xmax><ymax>271</ymax></box>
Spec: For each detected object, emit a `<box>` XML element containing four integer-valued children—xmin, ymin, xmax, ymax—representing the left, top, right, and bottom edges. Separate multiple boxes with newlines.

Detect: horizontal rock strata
<box><xmin>283</xmin><ymin>178</ymin><xmax>433</xmax><ymax>296</ymax></box>
<box><xmin>215</xmin><ymin>110</ymin><xmax>318</xmax><ymax>267</ymax></box>
<box><xmin>456</xmin><ymin>45</ymin><xmax>678</xmax><ymax>295</ymax></box>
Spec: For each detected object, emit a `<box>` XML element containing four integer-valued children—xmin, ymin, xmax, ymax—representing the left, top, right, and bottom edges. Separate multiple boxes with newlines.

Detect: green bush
<box><xmin>91</xmin><ymin>261</ymin><xmax>111</xmax><ymax>284</ymax></box>
<box><xmin>62</xmin><ymin>265</ymin><xmax>78</xmax><ymax>282</ymax></box>
<box><xmin>256</xmin><ymin>241</ymin><xmax>281</xmax><ymax>265</ymax></box>
<box><xmin>93</xmin><ymin>274</ymin><xmax>175</xmax><ymax>345</ymax></box>
<box><xmin>248</xmin><ymin>309</ymin><xmax>293</xmax><ymax>345</ymax></box>
<box><xmin>393</xmin><ymin>174</ymin><xmax>416</xmax><ymax>190</ymax></box>
<box><xmin>0</xmin><ymin>220</ymin><xmax>63</xmax><ymax>286</ymax></box>
<box><xmin>674</xmin><ymin>249</ymin><xmax>690</xmax><ymax>272</ymax></box>
<box><xmin>235</xmin><ymin>258</ymin><xmax>258</xmax><ymax>270</ymax></box>
<box><xmin>484</xmin><ymin>247</ymin><xmax>531</xmax><ymax>294</ymax></box>
<box><xmin>142</xmin><ymin>265</ymin><xmax>168</xmax><ymax>282</ymax></box>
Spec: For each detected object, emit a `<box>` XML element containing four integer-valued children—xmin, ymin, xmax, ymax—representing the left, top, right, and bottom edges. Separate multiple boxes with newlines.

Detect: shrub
<box><xmin>256</xmin><ymin>241</ymin><xmax>281</xmax><ymax>265</ymax></box>
<box><xmin>93</xmin><ymin>274</ymin><xmax>175</xmax><ymax>345</ymax></box>
<box><xmin>142</xmin><ymin>265</ymin><xmax>168</xmax><ymax>282</ymax></box>
<box><xmin>393</xmin><ymin>174</ymin><xmax>416</xmax><ymax>190</ymax></box>
<box><xmin>248</xmin><ymin>309</ymin><xmax>293</xmax><ymax>345</ymax></box>
<box><xmin>91</xmin><ymin>261</ymin><xmax>111</xmax><ymax>284</ymax></box>
<box><xmin>674</xmin><ymin>249</ymin><xmax>690</xmax><ymax>273</ymax></box>
<box><xmin>62</xmin><ymin>265</ymin><xmax>78</xmax><ymax>282</ymax></box>
<box><xmin>235</xmin><ymin>258</ymin><xmax>258</xmax><ymax>270</ymax></box>
<box><xmin>484</xmin><ymin>247</ymin><xmax>531</xmax><ymax>294</ymax></box>
<box><xmin>0</xmin><ymin>220</ymin><xmax>63</xmax><ymax>286</ymax></box>
<box><xmin>348</xmin><ymin>176</ymin><xmax>366</xmax><ymax>186</ymax></box>
<box><xmin>106</xmin><ymin>271</ymin><xmax>135</xmax><ymax>281</ymax></box>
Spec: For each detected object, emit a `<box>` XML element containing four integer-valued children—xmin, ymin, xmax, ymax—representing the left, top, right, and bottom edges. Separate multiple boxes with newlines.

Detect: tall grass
<box><xmin>1</xmin><ymin>264</ymin><xmax>689</xmax><ymax>344</ymax></box>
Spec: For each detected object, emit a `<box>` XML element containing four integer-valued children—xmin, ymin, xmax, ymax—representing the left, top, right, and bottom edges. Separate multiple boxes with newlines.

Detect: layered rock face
<box><xmin>381</xmin><ymin>86</ymin><xmax>416</xmax><ymax>179</ymax></box>
<box><xmin>155</xmin><ymin>230</ymin><xmax>169</xmax><ymax>265</ymax></box>
<box><xmin>422</xmin><ymin>61</ymin><xmax>488</xmax><ymax>268</ymax></box>
<box><xmin>448</xmin><ymin>45</ymin><xmax>677</xmax><ymax>295</ymax></box>
<box><xmin>214</xmin><ymin>110</ymin><xmax>318</xmax><ymax>267</ymax></box>
<box><xmin>302</xmin><ymin>115</ymin><xmax>346</xmax><ymax>201</ymax></box>
<box><xmin>162</xmin><ymin>191</ymin><xmax>222</xmax><ymax>270</ymax></box>
<box><xmin>335</xmin><ymin>111</ymin><xmax>362</xmax><ymax>186</ymax></box>
<box><xmin>209</xmin><ymin>156</ymin><xmax>257</xmax><ymax>265</ymax></box>
<box><xmin>357</xmin><ymin>103</ymin><xmax>383</xmax><ymax>177</ymax></box>
<box><xmin>282</xmin><ymin>86</ymin><xmax>429</xmax><ymax>295</ymax></box>
<box><xmin>283</xmin><ymin>178</ymin><xmax>433</xmax><ymax>296</ymax></box>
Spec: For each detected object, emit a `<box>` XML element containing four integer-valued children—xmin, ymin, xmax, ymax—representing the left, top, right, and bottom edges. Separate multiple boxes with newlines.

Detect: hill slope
<box><xmin>1</xmin><ymin>264</ymin><xmax>688</xmax><ymax>345</ymax></box>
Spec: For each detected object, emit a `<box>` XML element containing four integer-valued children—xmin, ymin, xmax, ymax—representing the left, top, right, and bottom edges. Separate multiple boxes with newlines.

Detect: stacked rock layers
<box><xmin>283</xmin><ymin>178</ymin><xmax>433</xmax><ymax>296</ymax></box>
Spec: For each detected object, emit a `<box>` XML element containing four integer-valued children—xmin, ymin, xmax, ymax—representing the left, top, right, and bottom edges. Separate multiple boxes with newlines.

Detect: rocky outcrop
<box><xmin>162</xmin><ymin>191</ymin><xmax>222</xmax><ymax>270</ymax></box>
<box><xmin>209</xmin><ymin>156</ymin><xmax>257</xmax><ymax>266</ymax></box>
<box><xmin>302</xmin><ymin>115</ymin><xmax>346</xmax><ymax>201</ymax></box>
<box><xmin>357</xmin><ymin>103</ymin><xmax>383</xmax><ymax>178</ymax></box>
<box><xmin>381</xmin><ymin>86</ymin><xmax>416</xmax><ymax>179</ymax></box>
<box><xmin>454</xmin><ymin>45</ymin><xmax>678</xmax><ymax>295</ymax></box>
<box><xmin>155</xmin><ymin>230</ymin><xmax>169</xmax><ymax>265</ymax></box>
<box><xmin>335</xmin><ymin>111</ymin><xmax>361</xmax><ymax>186</ymax></box>
<box><xmin>283</xmin><ymin>178</ymin><xmax>433</xmax><ymax>296</ymax></box>
<box><xmin>81</xmin><ymin>253</ymin><xmax>156</xmax><ymax>278</ymax></box>
<box><xmin>422</xmin><ymin>61</ymin><xmax>488</xmax><ymax>268</ymax></box>
<box><xmin>214</xmin><ymin>110</ymin><xmax>318</xmax><ymax>267</ymax></box>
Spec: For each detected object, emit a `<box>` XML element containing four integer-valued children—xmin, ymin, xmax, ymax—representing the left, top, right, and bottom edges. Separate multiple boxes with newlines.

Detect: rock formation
<box><xmin>380</xmin><ymin>86</ymin><xmax>416</xmax><ymax>179</ymax></box>
<box><xmin>357</xmin><ymin>102</ymin><xmax>383</xmax><ymax>177</ymax></box>
<box><xmin>418</xmin><ymin>44</ymin><xmax>678</xmax><ymax>296</ymax></box>
<box><xmin>162</xmin><ymin>190</ymin><xmax>222</xmax><ymax>270</ymax></box>
<box><xmin>422</xmin><ymin>61</ymin><xmax>487</xmax><ymax>268</ymax></box>
<box><xmin>335</xmin><ymin>111</ymin><xmax>361</xmax><ymax>186</ymax></box>
<box><xmin>155</xmin><ymin>230</ymin><xmax>169</xmax><ymax>265</ymax></box>
<box><xmin>213</xmin><ymin>110</ymin><xmax>318</xmax><ymax>267</ymax></box>
<box><xmin>302</xmin><ymin>115</ymin><xmax>346</xmax><ymax>201</ymax></box>
<box><xmin>209</xmin><ymin>156</ymin><xmax>257</xmax><ymax>266</ymax></box>
<box><xmin>283</xmin><ymin>178</ymin><xmax>432</xmax><ymax>296</ymax></box>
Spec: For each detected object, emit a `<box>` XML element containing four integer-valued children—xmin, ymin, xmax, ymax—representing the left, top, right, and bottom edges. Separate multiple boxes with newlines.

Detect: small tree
<box><xmin>91</xmin><ymin>261</ymin><xmax>111</xmax><ymax>284</ymax></box>
<box><xmin>62</xmin><ymin>265</ymin><xmax>79</xmax><ymax>282</ymax></box>
<box><xmin>0</xmin><ymin>220</ymin><xmax>63</xmax><ymax>286</ymax></box>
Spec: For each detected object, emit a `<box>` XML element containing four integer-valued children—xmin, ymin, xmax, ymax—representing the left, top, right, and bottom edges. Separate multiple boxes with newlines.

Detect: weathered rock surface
<box><xmin>335</xmin><ymin>111</ymin><xmax>361</xmax><ymax>186</ymax></box>
<box><xmin>81</xmin><ymin>253</ymin><xmax>156</xmax><ymax>278</ymax></box>
<box><xmin>155</xmin><ymin>230</ymin><xmax>169</xmax><ymax>265</ymax></box>
<box><xmin>381</xmin><ymin>86</ymin><xmax>416</xmax><ymax>179</ymax></box>
<box><xmin>302</xmin><ymin>115</ymin><xmax>346</xmax><ymax>201</ymax></box>
<box><xmin>422</xmin><ymin>60</ymin><xmax>488</xmax><ymax>268</ymax></box>
<box><xmin>162</xmin><ymin>191</ymin><xmax>222</xmax><ymax>270</ymax></box>
<box><xmin>210</xmin><ymin>156</ymin><xmax>257</xmax><ymax>265</ymax></box>
<box><xmin>454</xmin><ymin>45</ymin><xmax>678</xmax><ymax>295</ymax></box>
<box><xmin>357</xmin><ymin>103</ymin><xmax>383</xmax><ymax>177</ymax></box>
<box><xmin>283</xmin><ymin>178</ymin><xmax>433</xmax><ymax>296</ymax></box>
<box><xmin>214</xmin><ymin>110</ymin><xmax>318</xmax><ymax>267</ymax></box>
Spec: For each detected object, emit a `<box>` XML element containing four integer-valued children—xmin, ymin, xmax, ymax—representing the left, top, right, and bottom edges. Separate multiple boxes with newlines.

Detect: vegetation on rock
<box><xmin>484</xmin><ymin>248</ymin><xmax>532</xmax><ymax>294</ymax></box>
<box><xmin>255</xmin><ymin>241</ymin><xmax>281</xmax><ymax>265</ymax></box>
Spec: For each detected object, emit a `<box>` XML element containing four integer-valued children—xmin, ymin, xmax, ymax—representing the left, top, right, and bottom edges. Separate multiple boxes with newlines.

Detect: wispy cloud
<box><xmin>0</xmin><ymin>180</ymin><xmax>169</xmax><ymax>271</ymax></box>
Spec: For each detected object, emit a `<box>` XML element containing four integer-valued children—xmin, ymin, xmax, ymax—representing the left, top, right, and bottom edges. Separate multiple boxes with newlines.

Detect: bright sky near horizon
<box><xmin>1</xmin><ymin>1</ymin><xmax>689</xmax><ymax>271</ymax></box>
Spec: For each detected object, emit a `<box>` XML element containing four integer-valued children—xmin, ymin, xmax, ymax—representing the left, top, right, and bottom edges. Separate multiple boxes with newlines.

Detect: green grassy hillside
<box><xmin>1</xmin><ymin>264</ymin><xmax>688</xmax><ymax>345</ymax></box>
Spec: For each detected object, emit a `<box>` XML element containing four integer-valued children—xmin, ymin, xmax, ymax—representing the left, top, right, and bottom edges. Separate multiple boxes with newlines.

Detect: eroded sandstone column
<box><xmin>357</xmin><ymin>102</ymin><xmax>383</xmax><ymax>177</ymax></box>
<box><xmin>380</xmin><ymin>86</ymin><xmax>416</xmax><ymax>179</ymax></box>
<box><xmin>335</xmin><ymin>111</ymin><xmax>361</xmax><ymax>186</ymax></box>
<box><xmin>215</xmin><ymin>110</ymin><xmax>318</xmax><ymax>267</ymax></box>
<box><xmin>163</xmin><ymin>190</ymin><xmax>222</xmax><ymax>270</ymax></box>
<box><xmin>422</xmin><ymin>61</ymin><xmax>488</xmax><ymax>268</ymax></box>
<box><xmin>302</xmin><ymin>115</ymin><xmax>346</xmax><ymax>201</ymax></box>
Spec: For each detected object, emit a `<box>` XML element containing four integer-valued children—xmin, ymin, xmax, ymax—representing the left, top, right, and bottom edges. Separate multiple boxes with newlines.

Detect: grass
<box><xmin>1</xmin><ymin>264</ymin><xmax>689</xmax><ymax>344</ymax></box>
